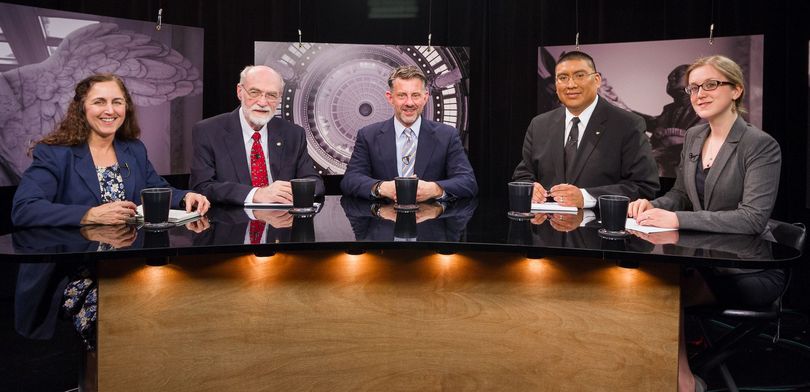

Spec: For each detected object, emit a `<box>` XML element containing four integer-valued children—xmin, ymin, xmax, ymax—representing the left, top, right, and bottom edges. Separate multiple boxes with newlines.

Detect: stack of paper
<box><xmin>134</xmin><ymin>205</ymin><xmax>200</xmax><ymax>223</ymax></box>
<box><xmin>531</xmin><ymin>202</ymin><xmax>578</xmax><ymax>214</ymax></box>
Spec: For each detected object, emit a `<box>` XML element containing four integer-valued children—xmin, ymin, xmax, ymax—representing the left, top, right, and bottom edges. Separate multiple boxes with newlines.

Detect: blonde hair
<box><xmin>686</xmin><ymin>55</ymin><xmax>746</xmax><ymax>113</ymax></box>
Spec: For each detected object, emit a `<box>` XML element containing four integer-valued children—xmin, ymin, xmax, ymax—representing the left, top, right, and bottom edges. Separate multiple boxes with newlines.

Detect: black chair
<box><xmin>687</xmin><ymin>220</ymin><xmax>806</xmax><ymax>392</ymax></box>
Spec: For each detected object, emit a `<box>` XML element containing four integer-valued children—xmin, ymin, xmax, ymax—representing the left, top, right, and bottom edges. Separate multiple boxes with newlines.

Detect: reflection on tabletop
<box><xmin>340</xmin><ymin>196</ymin><xmax>478</xmax><ymax>242</ymax></box>
<box><xmin>15</xmin><ymin>262</ymin><xmax>97</xmax><ymax>351</ymax></box>
<box><xmin>0</xmin><ymin>197</ymin><xmax>800</xmax><ymax>266</ymax></box>
<box><xmin>12</xmin><ymin>221</ymin><xmax>210</xmax><ymax>253</ymax></box>
<box><xmin>194</xmin><ymin>207</ymin><xmax>294</xmax><ymax>245</ymax></box>
<box><xmin>510</xmin><ymin>214</ymin><xmax>654</xmax><ymax>253</ymax></box>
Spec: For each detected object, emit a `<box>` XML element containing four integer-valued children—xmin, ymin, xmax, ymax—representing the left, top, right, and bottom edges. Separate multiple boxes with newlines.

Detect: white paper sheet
<box><xmin>625</xmin><ymin>218</ymin><xmax>678</xmax><ymax>233</ymax></box>
<box><xmin>531</xmin><ymin>202</ymin><xmax>578</xmax><ymax>214</ymax></box>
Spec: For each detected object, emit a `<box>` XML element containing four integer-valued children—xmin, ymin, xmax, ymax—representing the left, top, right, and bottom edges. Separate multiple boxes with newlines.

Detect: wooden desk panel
<box><xmin>98</xmin><ymin>250</ymin><xmax>679</xmax><ymax>391</ymax></box>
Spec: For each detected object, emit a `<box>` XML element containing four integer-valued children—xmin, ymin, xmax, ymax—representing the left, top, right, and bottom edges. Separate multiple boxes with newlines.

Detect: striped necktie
<box><xmin>401</xmin><ymin>128</ymin><xmax>416</xmax><ymax>177</ymax></box>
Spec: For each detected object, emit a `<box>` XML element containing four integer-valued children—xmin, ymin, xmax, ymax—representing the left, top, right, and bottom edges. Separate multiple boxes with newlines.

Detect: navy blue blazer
<box><xmin>12</xmin><ymin>139</ymin><xmax>187</xmax><ymax>227</ymax></box>
<box><xmin>340</xmin><ymin>117</ymin><xmax>477</xmax><ymax>199</ymax></box>
<box><xmin>189</xmin><ymin>108</ymin><xmax>324</xmax><ymax>205</ymax></box>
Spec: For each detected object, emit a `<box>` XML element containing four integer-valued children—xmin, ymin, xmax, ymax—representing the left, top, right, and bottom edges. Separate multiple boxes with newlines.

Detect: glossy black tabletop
<box><xmin>0</xmin><ymin>195</ymin><xmax>802</xmax><ymax>267</ymax></box>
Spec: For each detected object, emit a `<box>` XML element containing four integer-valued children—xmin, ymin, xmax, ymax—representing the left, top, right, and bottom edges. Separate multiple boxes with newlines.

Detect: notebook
<box><xmin>531</xmin><ymin>202</ymin><xmax>578</xmax><ymax>214</ymax></box>
<box><xmin>134</xmin><ymin>205</ymin><xmax>200</xmax><ymax>224</ymax></box>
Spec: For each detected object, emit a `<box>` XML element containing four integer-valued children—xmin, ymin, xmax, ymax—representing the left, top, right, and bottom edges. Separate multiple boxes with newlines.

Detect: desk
<box><xmin>0</xmin><ymin>196</ymin><xmax>800</xmax><ymax>391</ymax></box>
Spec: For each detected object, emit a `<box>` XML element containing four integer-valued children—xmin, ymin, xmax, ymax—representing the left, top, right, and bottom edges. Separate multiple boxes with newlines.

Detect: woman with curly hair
<box><xmin>12</xmin><ymin>73</ymin><xmax>209</xmax><ymax>226</ymax></box>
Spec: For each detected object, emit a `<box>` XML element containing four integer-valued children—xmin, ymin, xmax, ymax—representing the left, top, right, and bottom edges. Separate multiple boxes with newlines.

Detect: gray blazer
<box><xmin>652</xmin><ymin>116</ymin><xmax>781</xmax><ymax>234</ymax></box>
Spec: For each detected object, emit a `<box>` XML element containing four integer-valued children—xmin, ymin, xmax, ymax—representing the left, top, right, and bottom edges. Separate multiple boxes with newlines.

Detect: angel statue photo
<box><xmin>0</xmin><ymin>4</ymin><xmax>204</xmax><ymax>186</ymax></box>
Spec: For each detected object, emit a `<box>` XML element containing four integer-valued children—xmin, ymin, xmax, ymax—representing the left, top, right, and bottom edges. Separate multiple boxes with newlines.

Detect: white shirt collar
<box><xmin>394</xmin><ymin>116</ymin><xmax>422</xmax><ymax>139</ymax></box>
<box><xmin>565</xmin><ymin>94</ymin><xmax>599</xmax><ymax>129</ymax></box>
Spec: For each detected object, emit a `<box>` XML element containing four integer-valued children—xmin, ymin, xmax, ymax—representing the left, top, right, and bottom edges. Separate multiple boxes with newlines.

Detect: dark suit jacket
<box><xmin>340</xmin><ymin>117</ymin><xmax>477</xmax><ymax>200</ymax></box>
<box><xmin>190</xmin><ymin>109</ymin><xmax>324</xmax><ymax>205</ymax></box>
<box><xmin>512</xmin><ymin>98</ymin><xmax>659</xmax><ymax>200</ymax></box>
<box><xmin>12</xmin><ymin>140</ymin><xmax>187</xmax><ymax>227</ymax></box>
<box><xmin>652</xmin><ymin>116</ymin><xmax>781</xmax><ymax>234</ymax></box>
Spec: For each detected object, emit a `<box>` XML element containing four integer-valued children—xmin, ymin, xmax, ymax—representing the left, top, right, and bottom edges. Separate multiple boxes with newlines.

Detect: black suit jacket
<box><xmin>513</xmin><ymin>98</ymin><xmax>659</xmax><ymax>200</ymax></box>
<box><xmin>190</xmin><ymin>108</ymin><xmax>324</xmax><ymax>205</ymax></box>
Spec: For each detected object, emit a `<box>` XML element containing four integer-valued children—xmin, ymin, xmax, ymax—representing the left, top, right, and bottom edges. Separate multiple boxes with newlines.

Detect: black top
<box><xmin>695</xmin><ymin>156</ymin><xmax>709</xmax><ymax>209</ymax></box>
<box><xmin>0</xmin><ymin>196</ymin><xmax>801</xmax><ymax>268</ymax></box>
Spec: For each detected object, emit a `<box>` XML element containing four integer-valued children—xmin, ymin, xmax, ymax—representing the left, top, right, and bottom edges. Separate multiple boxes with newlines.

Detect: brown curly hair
<box><xmin>38</xmin><ymin>73</ymin><xmax>141</xmax><ymax>147</ymax></box>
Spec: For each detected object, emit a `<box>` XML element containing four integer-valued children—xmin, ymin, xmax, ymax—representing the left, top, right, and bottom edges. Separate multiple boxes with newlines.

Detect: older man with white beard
<box><xmin>190</xmin><ymin>65</ymin><xmax>323</xmax><ymax>205</ymax></box>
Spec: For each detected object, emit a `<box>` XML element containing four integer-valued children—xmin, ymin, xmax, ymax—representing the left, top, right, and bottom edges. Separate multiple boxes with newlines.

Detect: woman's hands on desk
<box><xmin>628</xmin><ymin>199</ymin><xmax>679</xmax><ymax>229</ymax></box>
<box><xmin>81</xmin><ymin>201</ymin><xmax>137</xmax><ymax>225</ymax></box>
<box><xmin>183</xmin><ymin>192</ymin><xmax>211</xmax><ymax>215</ymax></box>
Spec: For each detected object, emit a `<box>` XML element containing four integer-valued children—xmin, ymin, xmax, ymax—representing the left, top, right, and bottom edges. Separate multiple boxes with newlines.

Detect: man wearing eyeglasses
<box><xmin>190</xmin><ymin>65</ymin><xmax>323</xmax><ymax>205</ymax></box>
<box><xmin>341</xmin><ymin>65</ymin><xmax>477</xmax><ymax>201</ymax></box>
<box><xmin>513</xmin><ymin>51</ymin><xmax>658</xmax><ymax>209</ymax></box>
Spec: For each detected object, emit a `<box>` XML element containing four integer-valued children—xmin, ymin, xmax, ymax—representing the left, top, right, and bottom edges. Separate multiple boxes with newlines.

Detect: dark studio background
<box><xmin>0</xmin><ymin>0</ymin><xmax>808</xmax><ymax>303</ymax></box>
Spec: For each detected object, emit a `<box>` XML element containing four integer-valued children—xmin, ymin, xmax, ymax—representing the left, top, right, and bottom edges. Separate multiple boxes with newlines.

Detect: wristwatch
<box><xmin>372</xmin><ymin>181</ymin><xmax>382</xmax><ymax>198</ymax></box>
<box><xmin>370</xmin><ymin>203</ymin><xmax>382</xmax><ymax>218</ymax></box>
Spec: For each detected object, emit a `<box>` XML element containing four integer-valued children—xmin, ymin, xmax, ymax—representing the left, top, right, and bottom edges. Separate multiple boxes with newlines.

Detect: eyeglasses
<box><xmin>240</xmin><ymin>84</ymin><xmax>282</xmax><ymax>102</ymax></box>
<box><xmin>555</xmin><ymin>71</ymin><xmax>598</xmax><ymax>84</ymax></box>
<box><xmin>684</xmin><ymin>80</ymin><xmax>735</xmax><ymax>95</ymax></box>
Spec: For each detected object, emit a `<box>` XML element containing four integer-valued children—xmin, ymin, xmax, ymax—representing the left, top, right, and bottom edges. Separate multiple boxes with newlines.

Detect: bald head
<box><xmin>239</xmin><ymin>65</ymin><xmax>285</xmax><ymax>89</ymax></box>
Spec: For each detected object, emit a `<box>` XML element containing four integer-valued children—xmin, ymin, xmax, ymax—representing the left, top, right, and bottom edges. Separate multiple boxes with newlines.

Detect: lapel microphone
<box><xmin>122</xmin><ymin>162</ymin><xmax>131</xmax><ymax>178</ymax></box>
<box><xmin>688</xmin><ymin>153</ymin><xmax>699</xmax><ymax>162</ymax></box>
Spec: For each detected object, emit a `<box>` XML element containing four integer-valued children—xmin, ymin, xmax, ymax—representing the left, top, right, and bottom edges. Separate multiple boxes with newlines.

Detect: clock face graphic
<box><xmin>256</xmin><ymin>42</ymin><xmax>470</xmax><ymax>175</ymax></box>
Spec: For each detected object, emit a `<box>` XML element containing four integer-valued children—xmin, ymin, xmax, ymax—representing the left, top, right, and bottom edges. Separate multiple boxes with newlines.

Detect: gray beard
<box><xmin>248</xmin><ymin>113</ymin><xmax>270</xmax><ymax>128</ymax></box>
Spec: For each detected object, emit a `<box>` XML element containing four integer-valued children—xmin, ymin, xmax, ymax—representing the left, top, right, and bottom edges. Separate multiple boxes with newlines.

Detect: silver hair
<box><xmin>239</xmin><ymin>65</ymin><xmax>285</xmax><ymax>90</ymax></box>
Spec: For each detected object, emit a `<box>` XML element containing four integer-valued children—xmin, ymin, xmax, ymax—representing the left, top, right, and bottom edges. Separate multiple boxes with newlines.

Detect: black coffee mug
<box><xmin>141</xmin><ymin>188</ymin><xmax>172</xmax><ymax>229</ymax></box>
<box><xmin>291</xmin><ymin>178</ymin><xmax>316</xmax><ymax>212</ymax></box>
<box><xmin>598</xmin><ymin>195</ymin><xmax>630</xmax><ymax>238</ymax></box>
<box><xmin>507</xmin><ymin>181</ymin><xmax>534</xmax><ymax>219</ymax></box>
<box><xmin>394</xmin><ymin>177</ymin><xmax>418</xmax><ymax>211</ymax></box>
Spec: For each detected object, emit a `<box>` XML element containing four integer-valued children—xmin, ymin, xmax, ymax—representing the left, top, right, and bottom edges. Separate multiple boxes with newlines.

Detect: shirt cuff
<box><xmin>245</xmin><ymin>187</ymin><xmax>259</xmax><ymax>205</ymax></box>
<box><xmin>581</xmin><ymin>189</ymin><xmax>597</xmax><ymax>209</ymax></box>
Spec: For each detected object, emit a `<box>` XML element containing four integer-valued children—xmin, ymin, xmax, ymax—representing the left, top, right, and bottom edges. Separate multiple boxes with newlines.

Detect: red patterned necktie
<box><xmin>250</xmin><ymin>132</ymin><xmax>269</xmax><ymax>187</ymax></box>
<box><xmin>249</xmin><ymin>131</ymin><xmax>268</xmax><ymax>244</ymax></box>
